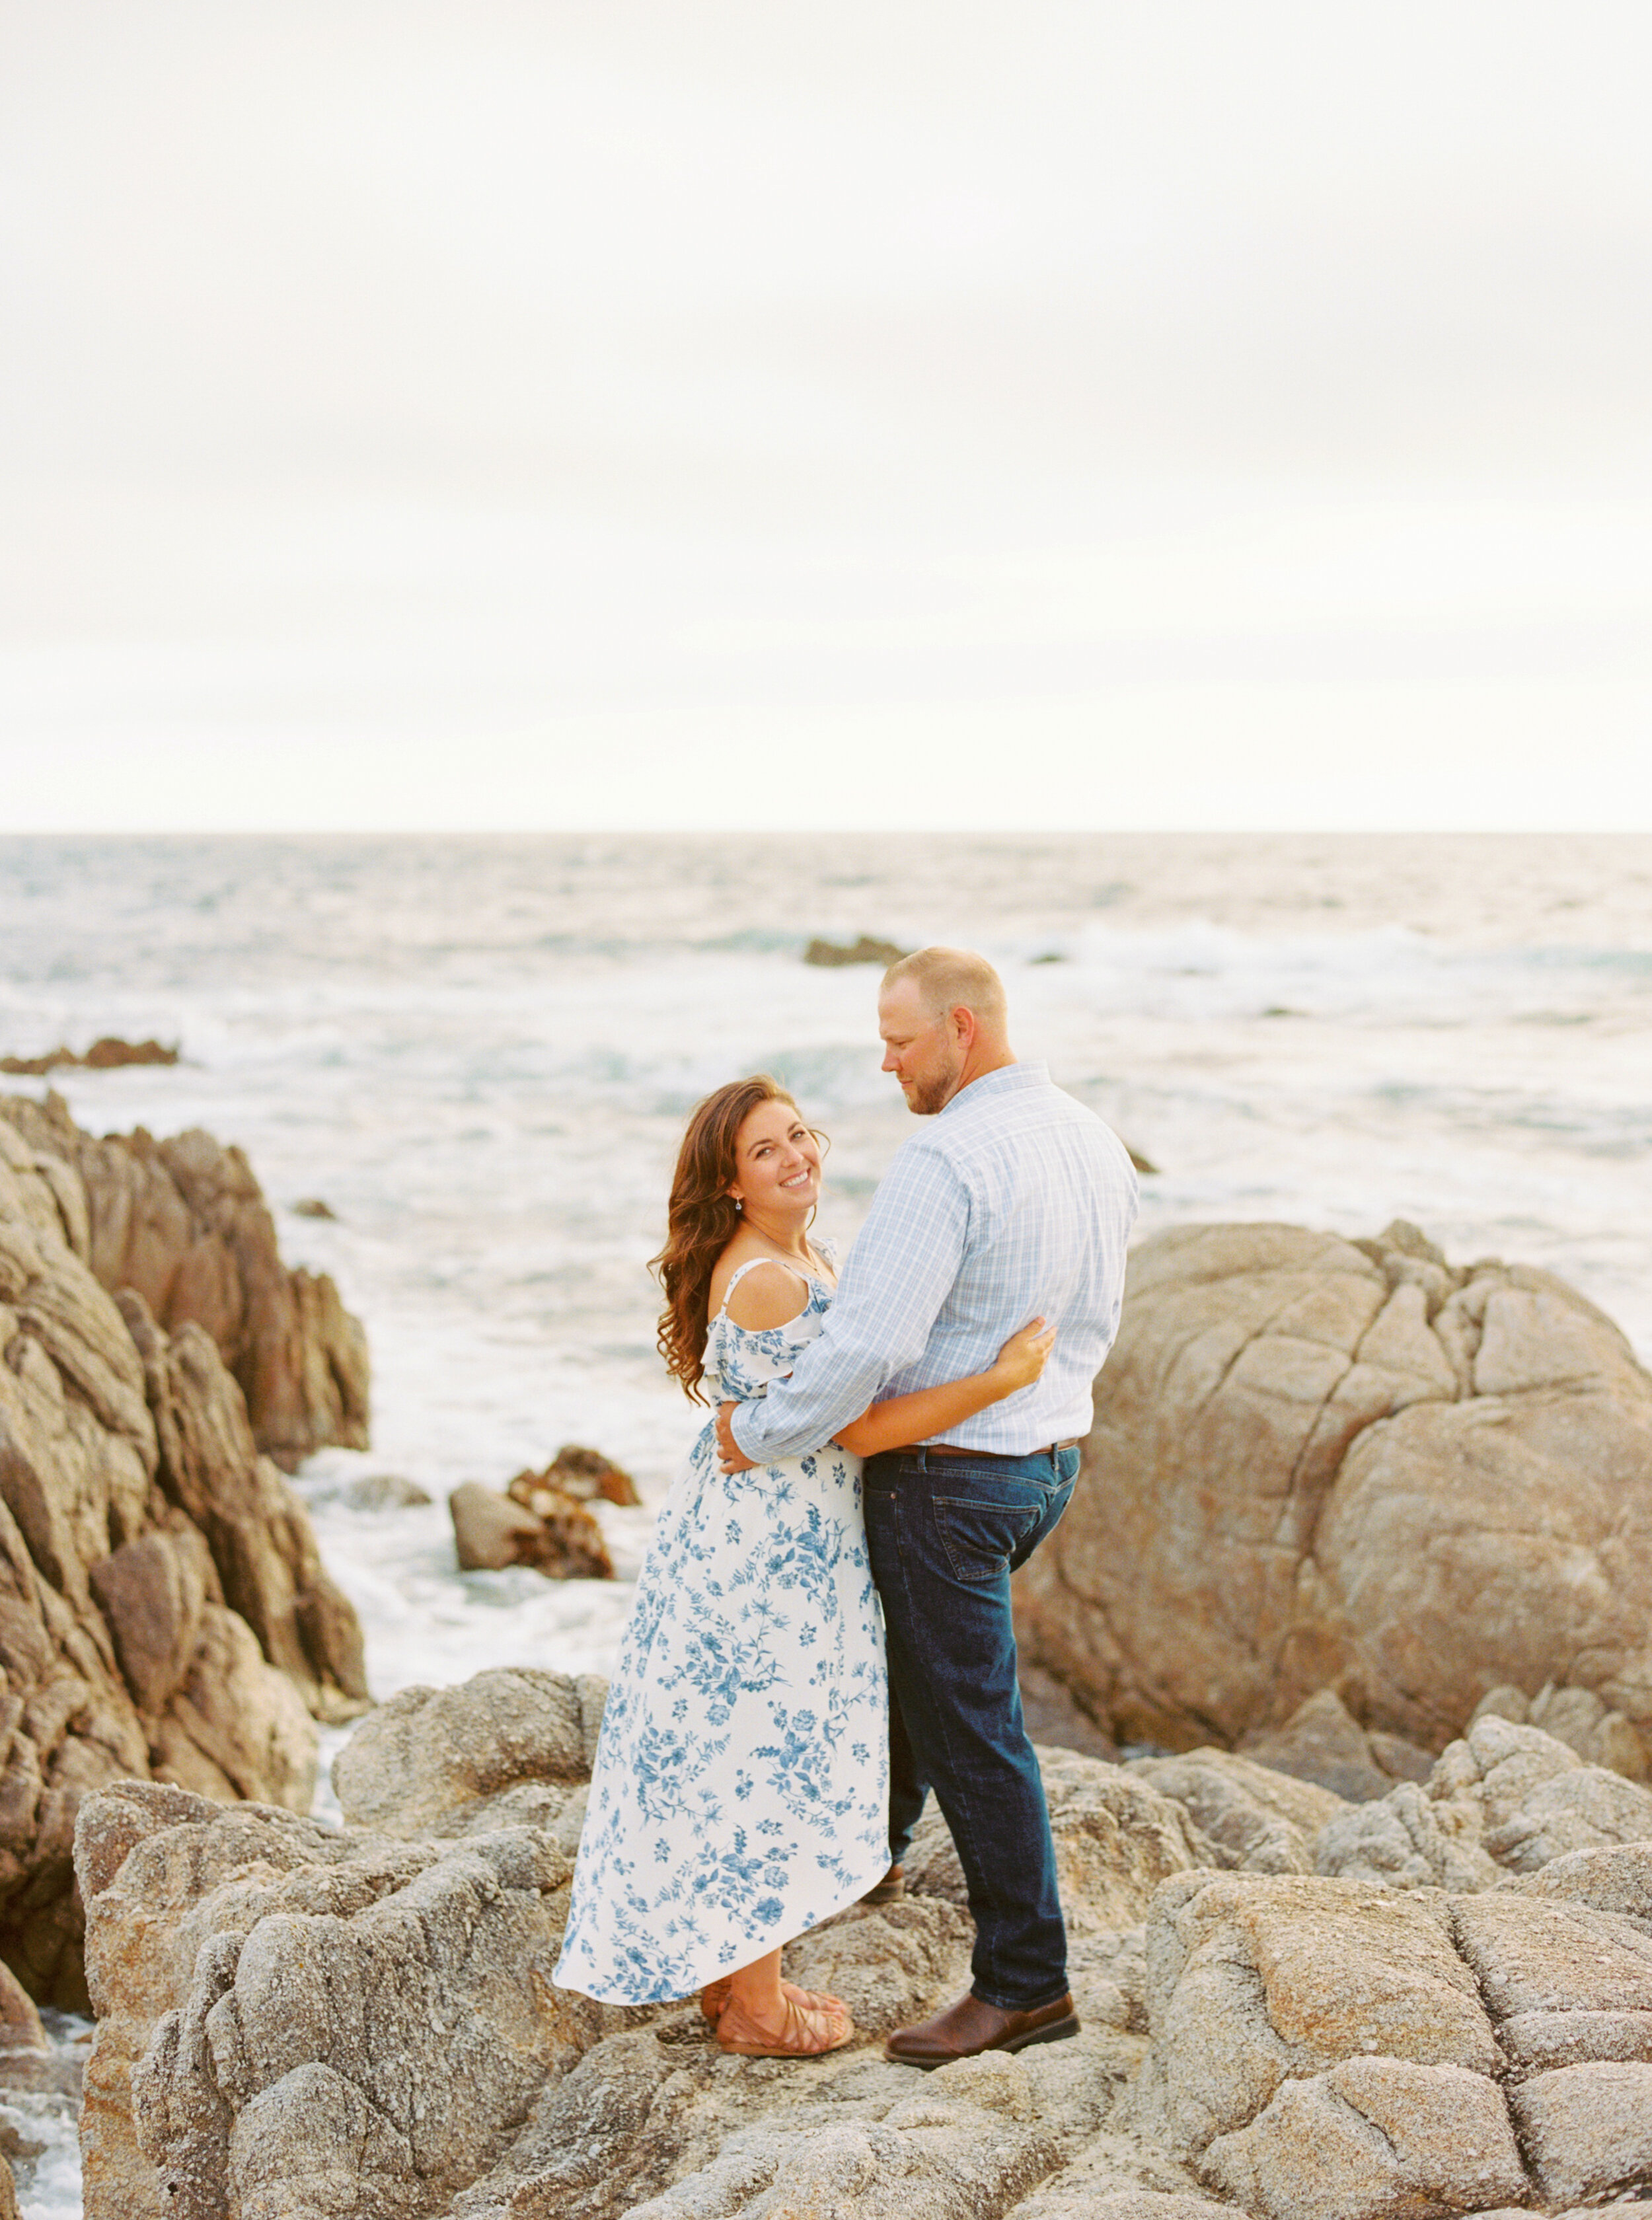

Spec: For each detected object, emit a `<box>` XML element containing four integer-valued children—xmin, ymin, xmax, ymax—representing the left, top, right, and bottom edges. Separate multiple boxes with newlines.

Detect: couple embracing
<box><xmin>555</xmin><ymin>947</ymin><xmax>1137</xmax><ymax>2063</ymax></box>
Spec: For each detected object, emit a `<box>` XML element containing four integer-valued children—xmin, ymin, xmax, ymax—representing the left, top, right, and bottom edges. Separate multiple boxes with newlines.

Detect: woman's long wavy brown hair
<box><xmin>652</xmin><ymin>1074</ymin><xmax>806</xmax><ymax>1401</ymax></box>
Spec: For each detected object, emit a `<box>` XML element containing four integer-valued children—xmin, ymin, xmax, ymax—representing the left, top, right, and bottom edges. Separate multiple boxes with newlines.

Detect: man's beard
<box><xmin>906</xmin><ymin>1062</ymin><xmax>961</xmax><ymax>1116</ymax></box>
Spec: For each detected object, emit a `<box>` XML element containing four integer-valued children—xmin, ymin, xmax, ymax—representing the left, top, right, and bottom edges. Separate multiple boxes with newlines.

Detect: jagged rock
<box><xmin>1316</xmin><ymin>1780</ymin><xmax>1498</xmax><ymax>1893</ymax></box>
<box><xmin>450</xmin><ymin>1479</ymin><xmax>614</xmax><ymax>1580</ymax></box>
<box><xmin>1129</xmin><ymin>1748</ymin><xmax>1345</xmax><ymax>1874</ymax></box>
<box><xmin>1015</xmin><ymin>1220</ymin><xmax>1652</xmax><ymax>1776</ymax></box>
<box><xmin>1427</xmin><ymin>1712</ymin><xmax>1652</xmax><ymax>1873</ymax></box>
<box><xmin>2</xmin><ymin>1092</ymin><xmax>369</xmax><ymax>1463</ymax></box>
<box><xmin>0</xmin><ymin>2152</ymin><xmax>17</xmax><ymax>2220</ymax></box>
<box><xmin>73</xmin><ymin>1666</ymin><xmax>1652</xmax><ymax>2220</ymax></box>
<box><xmin>0</xmin><ymin>1040</ymin><xmax>178</xmax><ymax>1077</ymax></box>
<box><xmin>0</xmin><ymin>1109</ymin><xmax>368</xmax><ymax>2005</ymax></box>
<box><xmin>1473</xmin><ymin>1678</ymin><xmax>1650</xmax><ymax>1782</ymax></box>
<box><xmin>509</xmin><ymin>1445</ymin><xmax>642</xmax><ymax>1509</ymax></box>
<box><xmin>1241</xmin><ymin>1689</ymin><xmax>1433</xmax><ymax>1802</ymax></box>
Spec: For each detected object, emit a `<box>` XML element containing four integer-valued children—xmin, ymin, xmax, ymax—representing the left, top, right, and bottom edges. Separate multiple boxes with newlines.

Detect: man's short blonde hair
<box><xmin>882</xmin><ymin>945</ymin><xmax>1008</xmax><ymax>1025</ymax></box>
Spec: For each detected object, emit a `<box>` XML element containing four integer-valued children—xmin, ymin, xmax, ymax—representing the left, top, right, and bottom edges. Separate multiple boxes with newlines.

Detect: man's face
<box><xmin>878</xmin><ymin>979</ymin><xmax>963</xmax><ymax>1115</ymax></box>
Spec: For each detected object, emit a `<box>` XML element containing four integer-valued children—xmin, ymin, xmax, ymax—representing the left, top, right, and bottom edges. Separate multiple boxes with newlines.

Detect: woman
<box><xmin>554</xmin><ymin>1076</ymin><xmax>1053</xmax><ymax>2057</ymax></box>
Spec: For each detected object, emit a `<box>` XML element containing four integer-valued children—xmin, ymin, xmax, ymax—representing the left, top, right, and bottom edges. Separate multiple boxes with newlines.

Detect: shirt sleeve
<box><xmin>728</xmin><ymin>1142</ymin><xmax>970</xmax><ymax>1463</ymax></box>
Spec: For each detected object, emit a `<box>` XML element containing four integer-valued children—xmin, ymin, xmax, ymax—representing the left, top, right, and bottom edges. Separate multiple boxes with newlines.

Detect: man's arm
<box><xmin>728</xmin><ymin>1145</ymin><xmax>969</xmax><ymax>1464</ymax></box>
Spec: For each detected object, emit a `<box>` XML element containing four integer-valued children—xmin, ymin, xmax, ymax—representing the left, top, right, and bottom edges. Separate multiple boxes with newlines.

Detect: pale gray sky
<box><xmin>3</xmin><ymin>1</ymin><xmax>1649</xmax><ymax>829</ymax></box>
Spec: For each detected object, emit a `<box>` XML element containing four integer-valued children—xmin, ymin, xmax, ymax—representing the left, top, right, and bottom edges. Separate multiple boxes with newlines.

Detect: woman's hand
<box><xmin>987</xmin><ymin>1317</ymin><xmax>1055</xmax><ymax>1397</ymax></box>
<box><xmin>716</xmin><ymin>1401</ymin><xmax>757</xmax><ymax>1473</ymax></box>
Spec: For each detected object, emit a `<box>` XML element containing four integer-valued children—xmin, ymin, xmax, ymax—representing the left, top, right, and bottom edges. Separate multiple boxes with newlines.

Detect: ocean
<box><xmin>2</xmin><ymin>829</ymin><xmax>1651</xmax><ymax>2210</ymax></box>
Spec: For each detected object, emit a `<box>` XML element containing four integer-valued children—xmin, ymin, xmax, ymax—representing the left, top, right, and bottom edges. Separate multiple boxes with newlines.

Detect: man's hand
<box><xmin>716</xmin><ymin>1401</ymin><xmax>757</xmax><ymax>1473</ymax></box>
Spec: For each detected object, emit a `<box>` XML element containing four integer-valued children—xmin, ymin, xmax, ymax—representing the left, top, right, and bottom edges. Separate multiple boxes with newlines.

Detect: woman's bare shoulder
<box><xmin>720</xmin><ymin>1255</ymin><xmax>813</xmax><ymax>1331</ymax></box>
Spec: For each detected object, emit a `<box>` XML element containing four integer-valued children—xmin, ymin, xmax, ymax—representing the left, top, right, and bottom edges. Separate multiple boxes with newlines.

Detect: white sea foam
<box><xmin>2</xmin><ymin>831</ymin><xmax>1650</xmax><ymax>2214</ymax></box>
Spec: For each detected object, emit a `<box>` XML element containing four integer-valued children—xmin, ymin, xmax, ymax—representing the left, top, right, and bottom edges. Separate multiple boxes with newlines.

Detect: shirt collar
<box><xmin>938</xmin><ymin>1060</ymin><xmax>1050</xmax><ymax>1117</ymax></box>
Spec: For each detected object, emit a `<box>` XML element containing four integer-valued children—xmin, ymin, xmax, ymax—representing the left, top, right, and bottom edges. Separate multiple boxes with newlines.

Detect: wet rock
<box><xmin>1016</xmin><ymin>1220</ymin><xmax>1652</xmax><ymax>1779</ymax></box>
<box><xmin>289</xmin><ymin>1197</ymin><xmax>336</xmax><ymax>1219</ymax></box>
<box><xmin>336</xmin><ymin>1471</ymin><xmax>432</xmax><ymax>1510</ymax></box>
<box><xmin>511</xmin><ymin>1445</ymin><xmax>641</xmax><ymax>1509</ymax></box>
<box><xmin>0</xmin><ymin>1041</ymin><xmax>178</xmax><ymax>1077</ymax></box>
<box><xmin>1</xmin><ymin>1093</ymin><xmax>370</xmax><ymax>1464</ymax></box>
<box><xmin>451</xmin><ymin>1479</ymin><xmax>614</xmax><ymax>1580</ymax></box>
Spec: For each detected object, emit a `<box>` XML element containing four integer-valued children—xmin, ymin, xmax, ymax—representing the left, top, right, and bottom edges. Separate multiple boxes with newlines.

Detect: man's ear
<box><xmin>949</xmin><ymin>1003</ymin><xmax>976</xmax><ymax>1049</ymax></box>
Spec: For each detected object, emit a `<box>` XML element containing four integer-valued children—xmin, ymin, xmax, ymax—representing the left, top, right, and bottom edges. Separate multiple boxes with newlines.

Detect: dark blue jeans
<box><xmin>862</xmin><ymin>1442</ymin><xmax>1079</xmax><ymax>2012</ymax></box>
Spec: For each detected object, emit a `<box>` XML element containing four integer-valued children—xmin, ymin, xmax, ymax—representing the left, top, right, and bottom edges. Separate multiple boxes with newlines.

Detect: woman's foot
<box><xmin>714</xmin><ymin>1991</ymin><xmax>854</xmax><ymax>2058</ymax></box>
<box><xmin>700</xmin><ymin>1976</ymin><xmax>846</xmax><ymax>2026</ymax></box>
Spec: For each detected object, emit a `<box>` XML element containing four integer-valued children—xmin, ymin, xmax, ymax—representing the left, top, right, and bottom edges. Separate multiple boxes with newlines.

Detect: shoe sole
<box><xmin>887</xmin><ymin>2013</ymin><xmax>1081</xmax><ymax>2069</ymax></box>
<box><xmin>859</xmin><ymin>1880</ymin><xmax>905</xmax><ymax>1904</ymax></box>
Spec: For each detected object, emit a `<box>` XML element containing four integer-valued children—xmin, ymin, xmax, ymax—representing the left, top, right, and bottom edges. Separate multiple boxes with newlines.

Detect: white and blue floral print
<box><xmin>554</xmin><ymin>1259</ymin><xmax>889</xmax><ymax>2005</ymax></box>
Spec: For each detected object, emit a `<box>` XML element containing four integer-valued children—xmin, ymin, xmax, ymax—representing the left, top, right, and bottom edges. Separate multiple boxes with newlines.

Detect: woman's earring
<box><xmin>732</xmin><ymin>1197</ymin><xmax>743</xmax><ymax>1213</ymax></box>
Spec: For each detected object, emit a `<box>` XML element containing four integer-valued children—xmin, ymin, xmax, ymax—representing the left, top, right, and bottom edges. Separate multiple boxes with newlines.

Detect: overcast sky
<box><xmin>3</xmin><ymin>1</ymin><xmax>1649</xmax><ymax>831</ymax></box>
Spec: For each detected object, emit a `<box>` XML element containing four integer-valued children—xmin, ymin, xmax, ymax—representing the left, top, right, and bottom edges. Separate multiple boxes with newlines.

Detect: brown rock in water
<box><xmin>0</xmin><ymin>1039</ymin><xmax>178</xmax><ymax>1077</ymax></box>
<box><xmin>451</xmin><ymin>1480</ymin><xmax>614</xmax><ymax>1580</ymax></box>
<box><xmin>74</xmin><ymin>1670</ymin><xmax>1652</xmax><ymax>2220</ymax></box>
<box><xmin>508</xmin><ymin>1442</ymin><xmax>640</xmax><ymax>1508</ymax></box>
<box><xmin>1015</xmin><ymin>1219</ymin><xmax>1652</xmax><ymax>1778</ymax></box>
<box><xmin>0</xmin><ymin>1108</ymin><xmax>368</xmax><ymax>2007</ymax></box>
<box><xmin>1</xmin><ymin>1092</ymin><xmax>369</xmax><ymax>1465</ymax></box>
<box><xmin>802</xmin><ymin>934</ymin><xmax>909</xmax><ymax>967</ymax></box>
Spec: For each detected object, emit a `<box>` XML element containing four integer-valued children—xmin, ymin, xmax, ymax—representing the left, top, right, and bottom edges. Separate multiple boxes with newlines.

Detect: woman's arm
<box><xmin>831</xmin><ymin>1319</ymin><xmax>1055</xmax><ymax>1458</ymax></box>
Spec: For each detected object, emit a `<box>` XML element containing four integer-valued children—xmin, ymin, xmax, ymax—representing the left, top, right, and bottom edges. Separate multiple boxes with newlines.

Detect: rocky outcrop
<box><xmin>2</xmin><ymin>1092</ymin><xmax>369</xmax><ymax>1464</ymax></box>
<box><xmin>802</xmin><ymin>936</ymin><xmax>909</xmax><ymax>967</ymax></box>
<box><xmin>509</xmin><ymin>1445</ymin><xmax>642</xmax><ymax>1510</ymax></box>
<box><xmin>75</xmin><ymin>1674</ymin><xmax>1652</xmax><ymax>2220</ymax></box>
<box><xmin>450</xmin><ymin>1481</ymin><xmax>615</xmax><ymax>1580</ymax></box>
<box><xmin>0</xmin><ymin>1108</ymin><xmax>367</xmax><ymax>2007</ymax></box>
<box><xmin>1015</xmin><ymin>1220</ymin><xmax>1652</xmax><ymax>1776</ymax></box>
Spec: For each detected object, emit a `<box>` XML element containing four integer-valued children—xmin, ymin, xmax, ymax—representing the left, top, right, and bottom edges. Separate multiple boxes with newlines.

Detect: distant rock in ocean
<box><xmin>802</xmin><ymin>934</ymin><xmax>910</xmax><ymax>967</ymax></box>
<box><xmin>1014</xmin><ymin>1218</ymin><xmax>1652</xmax><ymax>1785</ymax></box>
<box><xmin>450</xmin><ymin>1479</ymin><xmax>615</xmax><ymax>1580</ymax></box>
<box><xmin>0</xmin><ymin>1036</ymin><xmax>179</xmax><ymax>1075</ymax></box>
<box><xmin>0</xmin><ymin>1102</ymin><xmax>369</xmax><ymax>2009</ymax></box>
<box><xmin>73</xmin><ymin>1665</ymin><xmax>1652</xmax><ymax>2220</ymax></box>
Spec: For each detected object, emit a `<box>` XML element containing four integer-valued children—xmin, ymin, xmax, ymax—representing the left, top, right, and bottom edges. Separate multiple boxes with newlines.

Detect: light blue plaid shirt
<box><xmin>729</xmin><ymin>1061</ymin><xmax>1138</xmax><ymax>1462</ymax></box>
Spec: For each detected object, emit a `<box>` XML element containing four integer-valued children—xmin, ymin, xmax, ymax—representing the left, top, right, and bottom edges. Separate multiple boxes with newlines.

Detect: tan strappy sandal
<box><xmin>700</xmin><ymin>1976</ymin><xmax>847</xmax><ymax>2026</ymax></box>
<box><xmin>714</xmin><ymin>1991</ymin><xmax>854</xmax><ymax>2059</ymax></box>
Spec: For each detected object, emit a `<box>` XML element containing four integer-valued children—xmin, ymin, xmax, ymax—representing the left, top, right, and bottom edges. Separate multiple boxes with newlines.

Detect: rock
<box><xmin>0</xmin><ymin>1108</ymin><xmax>368</xmax><ymax>2005</ymax></box>
<box><xmin>0</xmin><ymin>1040</ymin><xmax>178</xmax><ymax>1076</ymax></box>
<box><xmin>1129</xmin><ymin>1748</ymin><xmax>1347</xmax><ymax>1874</ymax></box>
<box><xmin>72</xmin><ymin>1663</ymin><xmax>1652</xmax><ymax>2220</ymax></box>
<box><xmin>74</xmin><ymin>1777</ymin><xmax>599</xmax><ymax>2220</ymax></box>
<box><xmin>332</xmin><ymin>1668</ymin><xmax>607</xmax><ymax>1837</ymax></box>
<box><xmin>336</xmin><ymin>1471</ymin><xmax>432</xmax><ymax>1510</ymax></box>
<box><xmin>1</xmin><ymin>1093</ymin><xmax>370</xmax><ymax>1464</ymax></box>
<box><xmin>802</xmin><ymin>935</ymin><xmax>909</xmax><ymax>968</ymax></box>
<box><xmin>451</xmin><ymin>1480</ymin><xmax>614</xmax><ymax>1580</ymax></box>
<box><xmin>1428</xmin><ymin>1712</ymin><xmax>1652</xmax><ymax>1873</ymax></box>
<box><xmin>509</xmin><ymin>1444</ymin><xmax>642</xmax><ymax>1508</ymax></box>
<box><xmin>1019</xmin><ymin>1663</ymin><xmax>1121</xmax><ymax>1760</ymax></box>
<box><xmin>1241</xmin><ymin>1689</ymin><xmax>1432</xmax><ymax>1803</ymax></box>
<box><xmin>1511</xmin><ymin>2062</ymin><xmax>1652</xmax><ymax>2207</ymax></box>
<box><xmin>1016</xmin><ymin>1220</ymin><xmax>1652</xmax><ymax>1779</ymax></box>
<box><xmin>1316</xmin><ymin>1780</ymin><xmax>1499</xmax><ymax>1893</ymax></box>
<box><xmin>289</xmin><ymin>1197</ymin><xmax>336</xmax><ymax>1219</ymax></box>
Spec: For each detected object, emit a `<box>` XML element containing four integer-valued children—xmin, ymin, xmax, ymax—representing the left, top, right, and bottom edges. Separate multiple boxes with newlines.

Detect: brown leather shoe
<box><xmin>885</xmin><ymin>1989</ymin><xmax>1078</xmax><ymax>2068</ymax></box>
<box><xmin>859</xmin><ymin>1863</ymin><xmax>905</xmax><ymax>1906</ymax></box>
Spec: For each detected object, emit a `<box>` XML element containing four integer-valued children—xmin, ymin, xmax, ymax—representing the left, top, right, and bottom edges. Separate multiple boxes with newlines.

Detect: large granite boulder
<box><xmin>2</xmin><ymin>1093</ymin><xmax>369</xmax><ymax>1464</ymax></box>
<box><xmin>73</xmin><ymin>1671</ymin><xmax>1652</xmax><ymax>2220</ymax></box>
<box><xmin>0</xmin><ymin>1109</ymin><xmax>367</xmax><ymax>2005</ymax></box>
<box><xmin>1014</xmin><ymin>1220</ymin><xmax>1652</xmax><ymax>1775</ymax></box>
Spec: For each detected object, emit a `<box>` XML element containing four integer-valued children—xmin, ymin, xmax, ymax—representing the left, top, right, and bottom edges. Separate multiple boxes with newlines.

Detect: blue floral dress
<box><xmin>553</xmin><ymin>1257</ymin><xmax>889</xmax><ymax>2004</ymax></box>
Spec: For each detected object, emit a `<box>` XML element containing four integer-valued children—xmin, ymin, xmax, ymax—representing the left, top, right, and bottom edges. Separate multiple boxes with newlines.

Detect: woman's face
<box><xmin>728</xmin><ymin>1099</ymin><xmax>822</xmax><ymax>1222</ymax></box>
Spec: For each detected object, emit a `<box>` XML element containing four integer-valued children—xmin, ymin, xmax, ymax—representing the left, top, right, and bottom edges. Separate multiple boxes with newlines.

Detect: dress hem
<box><xmin>551</xmin><ymin>1843</ymin><xmax>893</xmax><ymax>2008</ymax></box>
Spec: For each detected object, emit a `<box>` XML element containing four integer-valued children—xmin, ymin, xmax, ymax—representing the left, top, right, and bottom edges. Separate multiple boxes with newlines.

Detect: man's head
<box><xmin>878</xmin><ymin>947</ymin><xmax>1012</xmax><ymax>1115</ymax></box>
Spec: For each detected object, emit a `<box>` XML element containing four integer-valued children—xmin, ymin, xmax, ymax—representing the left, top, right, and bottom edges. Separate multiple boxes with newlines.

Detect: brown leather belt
<box><xmin>926</xmin><ymin>1438</ymin><xmax>1081</xmax><ymax>1463</ymax></box>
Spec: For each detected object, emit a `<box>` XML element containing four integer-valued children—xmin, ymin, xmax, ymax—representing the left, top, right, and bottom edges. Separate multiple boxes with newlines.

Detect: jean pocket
<box><xmin>931</xmin><ymin>1493</ymin><xmax>1048</xmax><ymax>1584</ymax></box>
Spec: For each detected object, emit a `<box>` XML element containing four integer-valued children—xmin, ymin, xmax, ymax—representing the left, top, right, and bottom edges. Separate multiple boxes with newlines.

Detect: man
<box><xmin>715</xmin><ymin>946</ymin><xmax>1137</xmax><ymax>2065</ymax></box>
